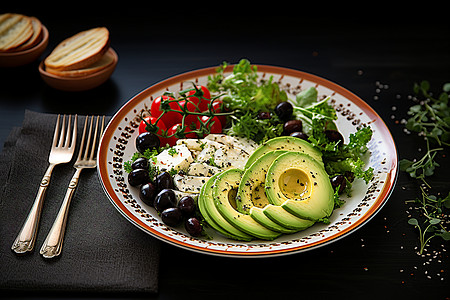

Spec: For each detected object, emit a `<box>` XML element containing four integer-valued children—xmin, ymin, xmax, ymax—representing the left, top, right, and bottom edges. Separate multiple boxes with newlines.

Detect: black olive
<box><xmin>325</xmin><ymin>129</ymin><xmax>344</xmax><ymax>145</ymax></box>
<box><xmin>128</xmin><ymin>168</ymin><xmax>150</xmax><ymax>187</ymax></box>
<box><xmin>331</xmin><ymin>175</ymin><xmax>346</xmax><ymax>194</ymax></box>
<box><xmin>131</xmin><ymin>157</ymin><xmax>149</xmax><ymax>170</ymax></box>
<box><xmin>185</xmin><ymin>217</ymin><xmax>203</xmax><ymax>237</ymax></box>
<box><xmin>139</xmin><ymin>182</ymin><xmax>157</xmax><ymax>206</ymax></box>
<box><xmin>283</xmin><ymin>119</ymin><xmax>303</xmax><ymax>134</ymax></box>
<box><xmin>274</xmin><ymin>102</ymin><xmax>293</xmax><ymax>121</ymax></box>
<box><xmin>257</xmin><ymin>111</ymin><xmax>271</xmax><ymax>120</ymax></box>
<box><xmin>154</xmin><ymin>189</ymin><xmax>177</xmax><ymax>213</ymax></box>
<box><xmin>178</xmin><ymin>196</ymin><xmax>196</xmax><ymax>216</ymax></box>
<box><xmin>290</xmin><ymin>131</ymin><xmax>309</xmax><ymax>141</ymax></box>
<box><xmin>136</xmin><ymin>131</ymin><xmax>160</xmax><ymax>154</ymax></box>
<box><xmin>156</xmin><ymin>171</ymin><xmax>174</xmax><ymax>191</ymax></box>
<box><xmin>161</xmin><ymin>207</ymin><xmax>183</xmax><ymax>227</ymax></box>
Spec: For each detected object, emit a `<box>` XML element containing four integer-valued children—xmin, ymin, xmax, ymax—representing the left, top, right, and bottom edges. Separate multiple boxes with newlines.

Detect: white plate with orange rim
<box><xmin>97</xmin><ymin>64</ymin><xmax>398</xmax><ymax>257</ymax></box>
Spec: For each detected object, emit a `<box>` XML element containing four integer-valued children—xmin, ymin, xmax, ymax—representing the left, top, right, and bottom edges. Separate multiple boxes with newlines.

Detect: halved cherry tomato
<box><xmin>138</xmin><ymin>116</ymin><xmax>171</xmax><ymax>146</ymax></box>
<box><xmin>187</xmin><ymin>85</ymin><xmax>211</xmax><ymax>112</ymax></box>
<box><xmin>150</xmin><ymin>95</ymin><xmax>182</xmax><ymax>128</ymax></box>
<box><xmin>197</xmin><ymin>115</ymin><xmax>222</xmax><ymax>134</ymax></box>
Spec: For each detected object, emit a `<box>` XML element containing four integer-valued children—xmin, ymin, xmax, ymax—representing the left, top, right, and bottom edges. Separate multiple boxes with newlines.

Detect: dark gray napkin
<box><xmin>0</xmin><ymin>110</ymin><xmax>160</xmax><ymax>294</ymax></box>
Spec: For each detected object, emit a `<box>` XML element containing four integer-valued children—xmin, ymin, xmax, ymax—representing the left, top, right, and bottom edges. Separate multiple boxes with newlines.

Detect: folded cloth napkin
<box><xmin>0</xmin><ymin>110</ymin><xmax>160</xmax><ymax>294</ymax></box>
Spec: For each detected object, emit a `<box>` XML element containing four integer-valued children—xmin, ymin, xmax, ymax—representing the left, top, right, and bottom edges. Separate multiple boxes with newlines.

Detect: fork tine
<box><xmin>69</xmin><ymin>115</ymin><xmax>78</xmax><ymax>150</ymax></box>
<box><xmin>77</xmin><ymin>116</ymin><xmax>89</xmax><ymax>161</ymax></box>
<box><xmin>82</xmin><ymin>116</ymin><xmax>94</xmax><ymax>160</ymax></box>
<box><xmin>52</xmin><ymin>114</ymin><xmax>61</xmax><ymax>148</ymax></box>
<box><xmin>57</xmin><ymin>115</ymin><xmax>66</xmax><ymax>148</ymax></box>
<box><xmin>88</xmin><ymin>116</ymin><xmax>100</xmax><ymax>160</ymax></box>
<box><xmin>63</xmin><ymin>115</ymin><xmax>72</xmax><ymax>148</ymax></box>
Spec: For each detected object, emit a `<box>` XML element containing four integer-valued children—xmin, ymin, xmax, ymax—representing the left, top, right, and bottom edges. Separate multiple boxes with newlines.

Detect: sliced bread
<box><xmin>15</xmin><ymin>16</ymin><xmax>43</xmax><ymax>51</ymax></box>
<box><xmin>0</xmin><ymin>13</ymin><xmax>34</xmax><ymax>51</ymax></box>
<box><xmin>45</xmin><ymin>48</ymin><xmax>115</xmax><ymax>77</ymax></box>
<box><xmin>44</xmin><ymin>27</ymin><xmax>110</xmax><ymax>71</ymax></box>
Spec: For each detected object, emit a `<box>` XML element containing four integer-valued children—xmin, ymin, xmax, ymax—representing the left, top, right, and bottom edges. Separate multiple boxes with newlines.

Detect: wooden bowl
<box><xmin>39</xmin><ymin>48</ymin><xmax>118</xmax><ymax>92</ymax></box>
<box><xmin>0</xmin><ymin>25</ymin><xmax>49</xmax><ymax>67</ymax></box>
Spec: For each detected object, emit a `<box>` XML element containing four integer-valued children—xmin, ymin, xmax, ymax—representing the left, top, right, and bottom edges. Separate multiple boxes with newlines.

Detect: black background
<box><xmin>1</xmin><ymin>3</ymin><xmax>449</xmax><ymax>299</ymax></box>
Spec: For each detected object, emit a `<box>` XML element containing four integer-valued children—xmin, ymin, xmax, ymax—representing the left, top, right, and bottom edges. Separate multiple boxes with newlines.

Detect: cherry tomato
<box><xmin>138</xmin><ymin>116</ymin><xmax>171</xmax><ymax>147</ymax></box>
<box><xmin>138</xmin><ymin>116</ymin><xmax>166</xmax><ymax>135</ymax></box>
<box><xmin>197</xmin><ymin>115</ymin><xmax>222</xmax><ymax>134</ymax></box>
<box><xmin>151</xmin><ymin>95</ymin><xmax>182</xmax><ymax>128</ymax></box>
<box><xmin>176</xmin><ymin>100</ymin><xmax>200</xmax><ymax>130</ymax></box>
<box><xmin>187</xmin><ymin>85</ymin><xmax>211</xmax><ymax>112</ymax></box>
<box><xmin>166</xmin><ymin>123</ymin><xmax>197</xmax><ymax>146</ymax></box>
<box><xmin>209</xmin><ymin>100</ymin><xmax>227</xmax><ymax>128</ymax></box>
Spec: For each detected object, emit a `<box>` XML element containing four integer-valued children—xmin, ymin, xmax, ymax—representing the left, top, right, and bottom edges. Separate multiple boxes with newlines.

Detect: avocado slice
<box><xmin>245</xmin><ymin>136</ymin><xmax>323</xmax><ymax>169</ymax></box>
<box><xmin>265</xmin><ymin>152</ymin><xmax>334</xmax><ymax>221</ymax></box>
<box><xmin>237</xmin><ymin>150</ymin><xmax>314</xmax><ymax>233</ymax></box>
<box><xmin>262</xmin><ymin>204</ymin><xmax>314</xmax><ymax>230</ymax></box>
<box><xmin>199</xmin><ymin>173</ymin><xmax>253</xmax><ymax>241</ymax></box>
<box><xmin>237</xmin><ymin>150</ymin><xmax>287</xmax><ymax>213</ymax></box>
<box><xmin>213</xmin><ymin>169</ymin><xmax>281</xmax><ymax>240</ymax></box>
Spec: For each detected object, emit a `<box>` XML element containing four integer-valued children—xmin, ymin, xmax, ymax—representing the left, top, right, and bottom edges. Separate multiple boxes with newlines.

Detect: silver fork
<box><xmin>12</xmin><ymin>115</ymin><xmax>77</xmax><ymax>254</ymax></box>
<box><xmin>40</xmin><ymin>115</ymin><xmax>105</xmax><ymax>258</ymax></box>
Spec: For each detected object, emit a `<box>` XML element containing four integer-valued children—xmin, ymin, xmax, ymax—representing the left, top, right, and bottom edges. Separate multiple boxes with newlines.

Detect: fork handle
<box><xmin>40</xmin><ymin>168</ymin><xmax>82</xmax><ymax>258</ymax></box>
<box><xmin>11</xmin><ymin>163</ymin><xmax>56</xmax><ymax>254</ymax></box>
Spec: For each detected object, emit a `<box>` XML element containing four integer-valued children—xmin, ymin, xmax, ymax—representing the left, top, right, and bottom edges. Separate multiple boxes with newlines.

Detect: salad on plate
<box><xmin>122</xmin><ymin>59</ymin><xmax>374</xmax><ymax>241</ymax></box>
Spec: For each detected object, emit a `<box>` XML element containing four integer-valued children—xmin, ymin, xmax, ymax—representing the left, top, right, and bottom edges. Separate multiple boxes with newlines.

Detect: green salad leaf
<box><xmin>208</xmin><ymin>59</ymin><xmax>287</xmax><ymax>143</ymax></box>
<box><xmin>293</xmin><ymin>93</ymin><xmax>374</xmax><ymax>186</ymax></box>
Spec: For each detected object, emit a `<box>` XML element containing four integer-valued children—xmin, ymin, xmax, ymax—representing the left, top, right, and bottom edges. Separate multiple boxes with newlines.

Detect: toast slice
<box><xmin>45</xmin><ymin>48</ymin><xmax>115</xmax><ymax>77</ymax></box>
<box><xmin>15</xmin><ymin>16</ymin><xmax>43</xmax><ymax>51</ymax></box>
<box><xmin>0</xmin><ymin>13</ymin><xmax>34</xmax><ymax>51</ymax></box>
<box><xmin>44</xmin><ymin>27</ymin><xmax>110</xmax><ymax>71</ymax></box>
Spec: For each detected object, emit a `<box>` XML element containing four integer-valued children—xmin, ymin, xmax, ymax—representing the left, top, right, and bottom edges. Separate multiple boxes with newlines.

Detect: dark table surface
<box><xmin>1</xmin><ymin>4</ymin><xmax>449</xmax><ymax>300</ymax></box>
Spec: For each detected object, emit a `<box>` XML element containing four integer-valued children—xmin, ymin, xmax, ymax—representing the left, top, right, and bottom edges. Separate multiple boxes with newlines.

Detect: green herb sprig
<box><xmin>400</xmin><ymin>81</ymin><xmax>450</xmax><ymax>186</ymax></box>
<box><xmin>400</xmin><ymin>80</ymin><xmax>450</xmax><ymax>254</ymax></box>
<box><xmin>407</xmin><ymin>187</ymin><xmax>450</xmax><ymax>254</ymax></box>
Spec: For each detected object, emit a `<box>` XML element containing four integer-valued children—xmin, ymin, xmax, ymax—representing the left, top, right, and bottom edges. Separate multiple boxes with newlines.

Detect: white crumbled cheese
<box><xmin>176</xmin><ymin>138</ymin><xmax>206</xmax><ymax>151</ymax></box>
<box><xmin>173</xmin><ymin>174</ymin><xmax>209</xmax><ymax>193</ymax></box>
<box><xmin>173</xmin><ymin>190</ymin><xmax>199</xmax><ymax>202</ymax></box>
<box><xmin>213</xmin><ymin>145</ymin><xmax>249</xmax><ymax>170</ymax></box>
<box><xmin>204</xmin><ymin>134</ymin><xmax>258</xmax><ymax>155</ymax></box>
<box><xmin>154</xmin><ymin>144</ymin><xmax>193</xmax><ymax>172</ymax></box>
<box><xmin>166</xmin><ymin>135</ymin><xmax>253</xmax><ymax>195</ymax></box>
<box><xmin>195</xmin><ymin>141</ymin><xmax>223</xmax><ymax>163</ymax></box>
<box><xmin>187</xmin><ymin>162</ymin><xmax>222</xmax><ymax>177</ymax></box>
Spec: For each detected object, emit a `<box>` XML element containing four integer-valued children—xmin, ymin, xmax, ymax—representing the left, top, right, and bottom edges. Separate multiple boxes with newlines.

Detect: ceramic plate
<box><xmin>97</xmin><ymin>64</ymin><xmax>398</xmax><ymax>257</ymax></box>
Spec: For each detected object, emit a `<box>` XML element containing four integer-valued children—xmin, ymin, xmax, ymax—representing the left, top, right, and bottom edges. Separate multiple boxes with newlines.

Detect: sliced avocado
<box><xmin>237</xmin><ymin>150</ymin><xmax>314</xmax><ymax>233</ymax></box>
<box><xmin>262</xmin><ymin>204</ymin><xmax>314</xmax><ymax>230</ymax></box>
<box><xmin>199</xmin><ymin>173</ymin><xmax>253</xmax><ymax>241</ymax></box>
<box><xmin>245</xmin><ymin>136</ymin><xmax>323</xmax><ymax>169</ymax></box>
<box><xmin>249</xmin><ymin>206</ymin><xmax>299</xmax><ymax>234</ymax></box>
<box><xmin>213</xmin><ymin>169</ymin><xmax>281</xmax><ymax>240</ymax></box>
<box><xmin>237</xmin><ymin>150</ymin><xmax>287</xmax><ymax>213</ymax></box>
<box><xmin>265</xmin><ymin>152</ymin><xmax>334</xmax><ymax>221</ymax></box>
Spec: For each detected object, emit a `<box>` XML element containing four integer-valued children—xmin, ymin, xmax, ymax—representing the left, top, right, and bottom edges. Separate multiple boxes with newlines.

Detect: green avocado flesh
<box><xmin>265</xmin><ymin>152</ymin><xmax>334</xmax><ymax>221</ymax></box>
<box><xmin>237</xmin><ymin>150</ymin><xmax>314</xmax><ymax>233</ymax></box>
<box><xmin>199</xmin><ymin>173</ymin><xmax>253</xmax><ymax>241</ymax></box>
<box><xmin>244</xmin><ymin>136</ymin><xmax>323</xmax><ymax>169</ymax></box>
<box><xmin>197</xmin><ymin>137</ymin><xmax>334</xmax><ymax>241</ymax></box>
<box><xmin>213</xmin><ymin>169</ymin><xmax>281</xmax><ymax>240</ymax></box>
